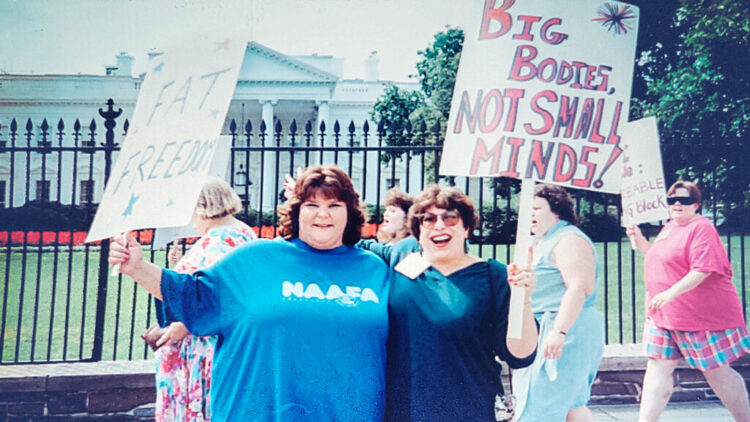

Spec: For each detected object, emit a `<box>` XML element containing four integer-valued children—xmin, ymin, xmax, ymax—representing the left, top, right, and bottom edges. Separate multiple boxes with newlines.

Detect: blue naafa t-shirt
<box><xmin>161</xmin><ymin>237</ymin><xmax>389</xmax><ymax>421</ymax></box>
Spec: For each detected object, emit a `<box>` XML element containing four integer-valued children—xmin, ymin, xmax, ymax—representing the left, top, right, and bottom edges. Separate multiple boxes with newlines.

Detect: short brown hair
<box><xmin>534</xmin><ymin>184</ymin><xmax>578</xmax><ymax>225</ymax></box>
<box><xmin>385</xmin><ymin>187</ymin><xmax>414</xmax><ymax>214</ymax></box>
<box><xmin>377</xmin><ymin>188</ymin><xmax>414</xmax><ymax>242</ymax></box>
<box><xmin>195</xmin><ymin>177</ymin><xmax>242</xmax><ymax>219</ymax></box>
<box><xmin>667</xmin><ymin>180</ymin><xmax>702</xmax><ymax>210</ymax></box>
<box><xmin>408</xmin><ymin>185</ymin><xmax>478</xmax><ymax>240</ymax></box>
<box><xmin>278</xmin><ymin>165</ymin><xmax>366</xmax><ymax>246</ymax></box>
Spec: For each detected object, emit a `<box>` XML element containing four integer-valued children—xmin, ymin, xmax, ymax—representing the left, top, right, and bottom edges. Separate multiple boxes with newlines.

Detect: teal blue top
<box><xmin>530</xmin><ymin>220</ymin><xmax>599</xmax><ymax>314</ymax></box>
<box><xmin>514</xmin><ymin>219</ymin><xmax>605</xmax><ymax>421</ymax></box>
<box><xmin>160</xmin><ymin>238</ymin><xmax>389</xmax><ymax>422</ymax></box>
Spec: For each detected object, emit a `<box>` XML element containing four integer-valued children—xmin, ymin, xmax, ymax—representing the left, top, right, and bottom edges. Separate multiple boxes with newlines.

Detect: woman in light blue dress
<box><xmin>513</xmin><ymin>184</ymin><xmax>605</xmax><ymax>422</ymax></box>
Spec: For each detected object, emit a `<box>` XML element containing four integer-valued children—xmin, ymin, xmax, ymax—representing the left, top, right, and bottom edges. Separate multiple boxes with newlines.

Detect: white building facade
<box><xmin>0</xmin><ymin>43</ymin><xmax>424</xmax><ymax>211</ymax></box>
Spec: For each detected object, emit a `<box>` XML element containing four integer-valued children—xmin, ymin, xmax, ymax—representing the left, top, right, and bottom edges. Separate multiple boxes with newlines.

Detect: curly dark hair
<box><xmin>277</xmin><ymin>165</ymin><xmax>366</xmax><ymax>246</ymax></box>
<box><xmin>534</xmin><ymin>183</ymin><xmax>578</xmax><ymax>225</ymax></box>
<box><xmin>407</xmin><ymin>185</ymin><xmax>478</xmax><ymax>240</ymax></box>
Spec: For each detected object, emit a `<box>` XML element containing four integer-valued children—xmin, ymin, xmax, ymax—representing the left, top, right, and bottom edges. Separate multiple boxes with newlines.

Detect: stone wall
<box><xmin>0</xmin><ymin>361</ymin><xmax>155</xmax><ymax>421</ymax></box>
<box><xmin>589</xmin><ymin>344</ymin><xmax>750</xmax><ymax>405</ymax></box>
<box><xmin>2</xmin><ymin>344</ymin><xmax>749</xmax><ymax>420</ymax></box>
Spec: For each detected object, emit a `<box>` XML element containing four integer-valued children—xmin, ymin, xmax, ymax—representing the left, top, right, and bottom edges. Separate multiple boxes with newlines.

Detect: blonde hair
<box><xmin>194</xmin><ymin>177</ymin><xmax>243</xmax><ymax>219</ymax></box>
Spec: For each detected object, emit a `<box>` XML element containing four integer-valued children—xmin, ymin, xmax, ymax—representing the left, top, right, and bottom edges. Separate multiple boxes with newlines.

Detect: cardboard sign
<box><xmin>440</xmin><ymin>0</ymin><xmax>639</xmax><ymax>194</ymax></box>
<box><xmin>620</xmin><ymin>117</ymin><xmax>669</xmax><ymax>226</ymax></box>
<box><xmin>151</xmin><ymin>135</ymin><xmax>234</xmax><ymax>249</ymax></box>
<box><xmin>87</xmin><ymin>34</ymin><xmax>247</xmax><ymax>242</ymax></box>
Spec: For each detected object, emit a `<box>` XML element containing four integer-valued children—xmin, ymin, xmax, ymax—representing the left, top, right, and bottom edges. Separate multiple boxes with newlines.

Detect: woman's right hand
<box><xmin>108</xmin><ymin>233</ymin><xmax>144</xmax><ymax>277</ymax></box>
<box><xmin>283</xmin><ymin>167</ymin><xmax>303</xmax><ymax>200</ymax></box>
<box><xmin>626</xmin><ymin>225</ymin><xmax>642</xmax><ymax>240</ymax></box>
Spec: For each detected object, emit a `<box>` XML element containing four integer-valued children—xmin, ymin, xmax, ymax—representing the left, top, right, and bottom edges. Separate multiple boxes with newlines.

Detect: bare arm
<box><xmin>506</xmin><ymin>257</ymin><xmax>539</xmax><ymax>359</ymax></box>
<box><xmin>542</xmin><ymin>234</ymin><xmax>596</xmax><ymax>360</ymax></box>
<box><xmin>506</xmin><ymin>298</ymin><xmax>538</xmax><ymax>359</ymax></box>
<box><xmin>108</xmin><ymin>233</ymin><xmax>164</xmax><ymax>299</ymax></box>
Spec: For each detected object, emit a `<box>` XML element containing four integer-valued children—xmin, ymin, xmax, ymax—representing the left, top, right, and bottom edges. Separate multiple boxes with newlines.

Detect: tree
<box><xmin>369</xmin><ymin>83</ymin><xmax>424</xmax><ymax>164</ymax></box>
<box><xmin>631</xmin><ymin>0</ymin><xmax>750</xmax><ymax>226</ymax></box>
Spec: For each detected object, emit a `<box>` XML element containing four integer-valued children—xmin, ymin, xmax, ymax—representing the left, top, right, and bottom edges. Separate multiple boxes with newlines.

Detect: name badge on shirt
<box><xmin>394</xmin><ymin>252</ymin><xmax>431</xmax><ymax>280</ymax></box>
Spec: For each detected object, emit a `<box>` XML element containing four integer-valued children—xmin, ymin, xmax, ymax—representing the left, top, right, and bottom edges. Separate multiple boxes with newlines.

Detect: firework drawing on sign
<box><xmin>592</xmin><ymin>3</ymin><xmax>637</xmax><ymax>35</ymax></box>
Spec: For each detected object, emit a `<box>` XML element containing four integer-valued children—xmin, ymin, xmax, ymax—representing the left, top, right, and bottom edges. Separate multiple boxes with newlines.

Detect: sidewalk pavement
<box><xmin>592</xmin><ymin>401</ymin><xmax>732</xmax><ymax>421</ymax></box>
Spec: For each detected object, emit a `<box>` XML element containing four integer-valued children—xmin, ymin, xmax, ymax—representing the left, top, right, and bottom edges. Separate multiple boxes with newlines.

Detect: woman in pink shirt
<box><xmin>628</xmin><ymin>181</ymin><xmax>750</xmax><ymax>422</ymax></box>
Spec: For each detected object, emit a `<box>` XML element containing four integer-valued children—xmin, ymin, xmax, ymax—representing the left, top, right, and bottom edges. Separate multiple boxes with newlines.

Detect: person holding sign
<box><xmin>149</xmin><ymin>177</ymin><xmax>256</xmax><ymax>422</ymax></box>
<box><xmin>376</xmin><ymin>187</ymin><xmax>414</xmax><ymax>245</ymax></box>
<box><xmin>627</xmin><ymin>181</ymin><xmax>750</xmax><ymax>422</ymax></box>
<box><xmin>109</xmin><ymin>166</ymin><xmax>389</xmax><ymax>422</ymax></box>
<box><xmin>513</xmin><ymin>184</ymin><xmax>604</xmax><ymax>422</ymax></box>
<box><xmin>359</xmin><ymin>185</ymin><xmax>538</xmax><ymax>421</ymax></box>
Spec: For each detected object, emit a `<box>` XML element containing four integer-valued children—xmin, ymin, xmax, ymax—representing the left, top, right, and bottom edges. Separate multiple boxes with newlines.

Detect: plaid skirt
<box><xmin>644</xmin><ymin>319</ymin><xmax>750</xmax><ymax>371</ymax></box>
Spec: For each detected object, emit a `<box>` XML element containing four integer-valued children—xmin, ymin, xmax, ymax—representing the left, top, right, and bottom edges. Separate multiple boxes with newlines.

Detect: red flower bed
<box><xmin>0</xmin><ymin>224</ymin><xmax>380</xmax><ymax>247</ymax></box>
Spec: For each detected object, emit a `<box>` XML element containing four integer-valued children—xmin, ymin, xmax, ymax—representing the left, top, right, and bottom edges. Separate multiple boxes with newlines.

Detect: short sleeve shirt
<box><xmin>644</xmin><ymin>216</ymin><xmax>744</xmax><ymax>331</ymax></box>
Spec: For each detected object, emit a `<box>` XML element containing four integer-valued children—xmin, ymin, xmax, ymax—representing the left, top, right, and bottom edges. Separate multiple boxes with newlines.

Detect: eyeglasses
<box><xmin>666</xmin><ymin>196</ymin><xmax>697</xmax><ymax>206</ymax></box>
<box><xmin>420</xmin><ymin>211</ymin><xmax>461</xmax><ymax>228</ymax></box>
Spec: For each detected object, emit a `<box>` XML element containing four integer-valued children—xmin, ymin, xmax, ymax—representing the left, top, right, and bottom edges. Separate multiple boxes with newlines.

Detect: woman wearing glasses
<box><xmin>627</xmin><ymin>181</ymin><xmax>750</xmax><ymax>422</ymax></box>
<box><xmin>360</xmin><ymin>184</ymin><xmax>538</xmax><ymax>421</ymax></box>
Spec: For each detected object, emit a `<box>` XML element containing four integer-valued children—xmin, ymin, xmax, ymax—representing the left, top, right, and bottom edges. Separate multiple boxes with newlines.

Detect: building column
<box><xmin>259</xmin><ymin>99</ymin><xmax>277</xmax><ymax>211</ymax></box>
<box><xmin>261</xmin><ymin>100</ymin><xmax>275</xmax><ymax>134</ymax></box>
<box><xmin>316</xmin><ymin>100</ymin><xmax>330</xmax><ymax>164</ymax></box>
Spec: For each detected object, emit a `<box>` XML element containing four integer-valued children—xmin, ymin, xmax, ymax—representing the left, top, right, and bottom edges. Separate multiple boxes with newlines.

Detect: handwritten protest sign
<box><xmin>440</xmin><ymin>0</ymin><xmax>639</xmax><ymax>194</ymax></box>
<box><xmin>151</xmin><ymin>135</ymin><xmax>234</xmax><ymax>249</ymax></box>
<box><xmin>87</xmin><ymin>34</ymin><xmax>247</xmax><ymax>242</ymax></box>
<box><xmin>620</xmin><ymin>117</ymin><xmax>669</xmax><ymax>226</ymax></box>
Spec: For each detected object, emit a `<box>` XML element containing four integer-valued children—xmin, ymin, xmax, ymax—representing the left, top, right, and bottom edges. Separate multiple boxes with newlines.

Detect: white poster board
<box><xmin>620</xmin><ymin>117</ymin><xmax>669</xmax><ymax>226</ymax></box>
<box><xmin>440</xmin><ymin>0</ymin><xmax>639</xmax><ymax>194</ymax></box>
<box><xmin>87</xmin><ymin>34</ymin><xmax>247</xmax><ymax>242</ymax></box>
<box><xmin>151</xmin><ymin>135</ymin><xmax>234</xmax><ymax>249</ymax></box>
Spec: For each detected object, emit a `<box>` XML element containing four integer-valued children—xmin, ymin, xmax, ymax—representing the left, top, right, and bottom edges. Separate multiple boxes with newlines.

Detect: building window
<box><xmin>135</xmin><ymin>81</ymin><xmax>142</xmax><ymax>90</ymax></box>
<box><xmin>35</xmin><ymin>180</ymin><xmax>50</xmax><ymax>202</ymax></box>
<box><xmin>0</xmin><ymin>180</ymin><xmax>6</xmax><ymax>208</ymax></box>
<box><xmin>80</xmin><ymin>180</ymin><xmax>94</xmax><ymax>204</ymax></box>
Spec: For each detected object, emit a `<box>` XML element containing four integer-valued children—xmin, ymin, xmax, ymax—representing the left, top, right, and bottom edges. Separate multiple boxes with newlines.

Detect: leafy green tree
<box><xmin>370</xmin><ymin>27</ymin><xmax>464</xmax><ymax>178</ymax></box>
<box><xmin>370</xmin><ymin>83</ymin><xmax>424</xmax><ymax>164</ymax></box>
<box><xmin>632</xmin><ymin>0</ymin><xmax>749</xmax><ymax>226</ymax></box>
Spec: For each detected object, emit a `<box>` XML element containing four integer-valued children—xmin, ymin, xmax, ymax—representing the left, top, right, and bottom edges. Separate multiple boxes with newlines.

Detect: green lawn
<box><xmin>1</xmin><ymin>237</ymin><xmax>748</xmax><ymax>363</ymax></box>
<box><xmin>472</xmin><ymin>236</ymin><xmax>749</xmax><ymax>344</ymax></box>
<box><xmin>0</xmin><ymin>245</ymin><xmax>168</xmax><ymax>363</ymax></box>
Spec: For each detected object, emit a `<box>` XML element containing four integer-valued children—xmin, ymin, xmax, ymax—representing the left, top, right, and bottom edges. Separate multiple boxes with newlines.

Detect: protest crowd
<box><xmin>98</xmin><ymin>2</ymin><xmax>749</xmax><ymax>421</ymax></box>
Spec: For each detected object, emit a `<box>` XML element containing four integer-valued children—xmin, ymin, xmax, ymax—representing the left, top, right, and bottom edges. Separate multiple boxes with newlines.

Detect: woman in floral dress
<box><xmin>153</xmin><ymin>177</ymin><xmax>256</xmax><ymax>422</ymax></box>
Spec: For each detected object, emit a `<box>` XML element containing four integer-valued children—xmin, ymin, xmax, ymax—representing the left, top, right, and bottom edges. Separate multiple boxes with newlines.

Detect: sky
<box><xmin>0</xmin><ymin>0</ymin><xmax>472</xmax><ymax>82</ymax></box>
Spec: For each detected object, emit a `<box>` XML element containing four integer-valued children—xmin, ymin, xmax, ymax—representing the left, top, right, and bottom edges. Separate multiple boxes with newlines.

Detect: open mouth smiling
<box><xmin>430</xmin><ymin>234</ymin><xmax>452</xmax><ymax>246</ymax></box>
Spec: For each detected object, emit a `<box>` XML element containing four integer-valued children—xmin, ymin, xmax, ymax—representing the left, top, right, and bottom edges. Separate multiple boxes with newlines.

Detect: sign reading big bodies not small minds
<box><xmin>440</xmin><ymin>0</ymin><xmax>639</xmax><ymax>194</ymax></box>
<box><xmin>86</xmin><ymin>34</ymin><xmax>247</xmax><ymax>242</ymax></box>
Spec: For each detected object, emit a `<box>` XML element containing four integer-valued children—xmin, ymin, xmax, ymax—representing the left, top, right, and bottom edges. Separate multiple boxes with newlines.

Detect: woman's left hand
<box><xmin>648</xmin><ymin>290</ymin><xmax>676</xmax><ymax>310</ymax></box>
<box><xmin>507</xmin><ymin>263</ymin><xmax>537</xmax><ymax>299</ymax></box>
<box><xmin>541</xmin><ymin>330</ymin><xmax>566</xmax><ymax>360</ymax></box>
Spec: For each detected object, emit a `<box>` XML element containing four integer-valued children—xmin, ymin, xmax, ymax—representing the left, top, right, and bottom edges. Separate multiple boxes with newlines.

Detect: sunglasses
<box><xmin>420</xmin><ymin>211</ymin><xmax>461</xmax><ymax>228</ymax></box>
<box><xmin>666</xmin><ymin>196</ymin><xmax>697</xmax><ymax>206</ymax></box>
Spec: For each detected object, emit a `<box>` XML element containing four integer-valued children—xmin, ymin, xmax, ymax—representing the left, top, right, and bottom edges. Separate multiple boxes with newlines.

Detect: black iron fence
<box><xmin>0</xmin><ymin>100</ymin><xmax>747</xmax><ymax>364</ymax></box>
